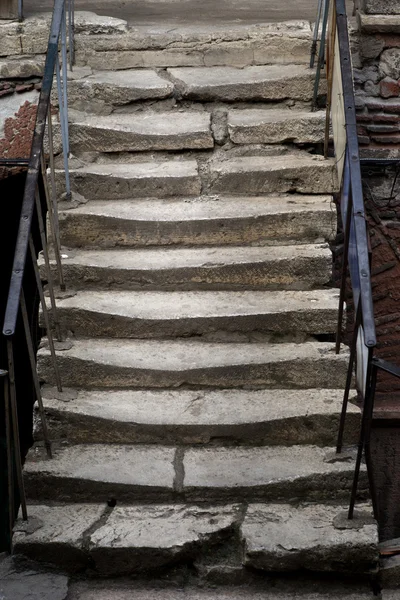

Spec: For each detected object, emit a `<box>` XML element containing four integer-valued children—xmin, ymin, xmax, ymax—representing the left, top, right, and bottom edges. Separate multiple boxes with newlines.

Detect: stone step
<box><xmin>24</xmin><ymin>443</ymin><xmax>364</xmax><ymax>504</ymax></box>
<box><xmin>208</xmin><ymin>155</ymin><xmax>337</xmax><ymax>195</ymax></box>
<box><xmin>48</xmin><ymin>244</ymin><xmax>332</xmax><ymax>291</ymax></box>
<box><xmin>38</xmin><ymin>339</ymin><xmax>348</xmax><ymax>390</ymax></box>
<box><xmin>58</xmin><ymin>195</ymin><xmax>335</xmax><ymax>249</ymax></box>
<box><xmin>69</xmin><ymin>112</ymin><xmax>213</xmax><ymax>153</ymax></box>
<box><xmin>47</xmin><ymin>583</ymin><xmax>379</xmax><ymax>600</ymax></box>
<box><xmin>75</xmin><ymin>21</ymin><xmax>315</xmax><ymax>70</ymax></box>
<box><xmin>49</xmin><ymin>289</ymin><xmax>339</xmax><ymax>339</ymax></box>
<box><xmin>67</xmin><ymin>69</ymin><xmax>174</xmax><ymax>109</ymax></box>
<box><xmin>39</xmin><ymin>387</ymin><xmax>359</xmax><ymax>446</ymax></box>
<box><xmin>228</xmin><ymin>109</ymin><xmax>326</xmax><ymax>145</ymax></box>
<box><xmin>57</xmin><ymin>161</ymin><xmax>201</xmax><ymax>199</ymax></box>
<box><xmin>13</xmin><ymin>502</ymin><xmax>377</xmax><ymax>577</ymax></box>
<box><xmin>0</xmin><ymin>55</ymin><xmax>45</xmax><ymax>78</ymax></box>
<box><xmin>168</xmin><ymin>65</ymin><xmax>323</xmax><ymax>102</ymax></box>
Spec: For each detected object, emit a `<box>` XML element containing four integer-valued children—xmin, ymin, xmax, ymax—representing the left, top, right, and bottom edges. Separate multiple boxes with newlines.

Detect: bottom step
<box><xmin>13</xmin><ymin>502</ymin><xmax>378</xmax><ymax>576</ymax></box>
<box><xmin>66</xmin><ymin>583</ymin><xmax>378</xmax><ymax>600</ymax></box>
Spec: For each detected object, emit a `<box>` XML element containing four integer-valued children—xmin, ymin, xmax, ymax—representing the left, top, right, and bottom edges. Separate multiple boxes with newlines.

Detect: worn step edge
<box><xmin>47</xmin><ymin>289</ymin><xmax>340</xmax><ymax>339</ymax></box>
<box><xmin>13</xmin><ymin>501</ymin><xmax>377</xmax><ymax>577</ymax></box>
<box><xmin>38</xmin><ymin>387</ymin><xmax>360</xmax><ymax>447</ymax></box>
<box><xmin>24</xmin><ymin>443</ymin><xmax>367</xmax><ymax>503</ymax></box>
<box><xmin>45</xmin><ymin>244</ymin><xmax>333</xmax><ymax>291</ymax></box>
<box><xmin>58</xmin><ymin>195</ymin><xmax>336</xmax><ymax>248</ymax></box>
<box><xmin>38</xmin><ymin>339</ymin><xmax>349</xmax><ymax>390</ymax></box>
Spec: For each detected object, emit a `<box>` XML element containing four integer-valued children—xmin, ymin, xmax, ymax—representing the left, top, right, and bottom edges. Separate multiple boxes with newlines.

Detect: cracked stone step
<box><xmin>69</xmin><ymin>112</ymin><xmax>213</xmax><ymax>153</ymax></box>
<box><xmin>228</xmin><ymin>109</ymin><xmax>326</xmax><ymax>145</ymax></box>
<box><xmin>168</xmin><ymin>65</ymin><xmax>323</xmax><ymax>102</ymax></box>
<box><xmin>13</xmin><ymin>503</ymin><xmax>377</xmax><ymax>578</ymax></box>
<box><xmin>48</xmin><ymin>244</ymin><xmax>332</xmax><ymax>291</ymax></box>
<box><xmin>58</xmin><ymin>195</ymin><xmax>336</xmax><ymax>249</ymax></box>
<box><xmin>39</xmin><ymin>387</ymin><xmax>359</xmax><ymax>446</ymax></box>
<box><xmin>67</xmin><ymin>69</ymin><xmax>174</xmax><ymax>108</ymax></box>
<box><xmin>75</xmin><ymin>21</ymin><xmax>315</xmax><ymax>70</ymax></box>
<box><xmin>24</xmin><ymin>444</ymin><xmax>363</xmax><ymax>504</ymax></box>
<box><xmin>14</xmin><ymin>503</ymin><xmax>241</xmax><ymax>575</ymax></box>
<box><xmin>38</xmin><ymin>339</ymin><xmax>348</xmax><ymax>390</ymax></box>
<box><xmin>56</xmin><ymin>161</ymin><xmax>201</xmax><ymax>199</ymax></box>
<box><xmin>208</xmin><ymin>154</ymin><xmax>337</xmax><ymax>195</ymax></box>
<box><xmin>241</xmin><ymin>503</ymin><xmax>378</xmax><ymax>574</ymax></box>
<box><xmin>49</xmin><ymin>289</ymin><xmax>339</xmax><ymax>338</ymax></box>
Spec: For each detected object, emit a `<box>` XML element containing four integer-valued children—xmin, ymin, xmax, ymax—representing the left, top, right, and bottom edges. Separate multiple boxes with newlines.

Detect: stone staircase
<box><xmin>13</xmin><ymin>13</ymin><xmax>379</xmax><ymax>591</ymax></box>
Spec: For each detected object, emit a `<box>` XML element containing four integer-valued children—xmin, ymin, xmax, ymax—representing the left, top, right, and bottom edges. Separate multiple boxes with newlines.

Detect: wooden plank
<box><xmin>0</xmin><ymin>0</ymin><xmax>18</xmax><ymax>19</ymax></box>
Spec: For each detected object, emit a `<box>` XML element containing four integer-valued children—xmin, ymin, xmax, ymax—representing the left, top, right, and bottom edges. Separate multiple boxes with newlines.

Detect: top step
<box><xmin>74</xmin><ymin>21</ymin><xmax>315</xmax><ymax>70</ymax></box>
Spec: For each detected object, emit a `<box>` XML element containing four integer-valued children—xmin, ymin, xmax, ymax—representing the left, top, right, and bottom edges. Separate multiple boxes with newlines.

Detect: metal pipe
<box><xmin>61</xmin><ymin>11</ymin><xmax>70</xmax><ymax>158</ymax></box>
<box><xmin>20</xmin><ymin>291</ymin><xmax>52</xmax><ymax>459</ymax></box>
<box><xmin>68</xmin><ymin>0</ymin><xmax>75</xmax><ymax>69</ymax></box>
<box><xmin>29</xmin><ymin>234</ymin><xmax>63</xmax><ymax>393</ymax></box>
<box><xmin>2</xmin><ymin>372</ymin><xmax>14</xmax><ymax>551</ymax></box>
<box><xmin>336</xmin><ymin>151</ymin><xmax>351</xmax><ymax>355</ymax></box>
<box><xmin>34</xmin><ymin>189</ymin><xmax>62</xmax><ymax>342</ymax></box>
<box><xmin>7</xmin><ymin>340</ymin><xmax>28</xmax><ymax>521</ymax></box>
<box><xmin>18</xmin><ymin>0</ymin><xmax>23</xmax><ymax>21</ymax></box>
<box><xmin>41</xmin><ymin>150</ymin><xmax>65</xmax><ymax>291</ymax></box>
<box><xmin>56</xmin><ymin>54</ymin><xmax>71</xmax><ymax>200</ymax></box>
<box><xmin>336</xmin><ymin>302</ymin><xmax>361</xmax><ymax>454</ymax></box>
<box><xmin>310</xmin><ymin>0</ymin><xmax>324</xmax><ymax>68</ymax></box>
<box><xmin>348</xmin><ymin>347</ymin><xmax>375</xmax><ymax>519</ymax></box>
<box><xmin>312</xmin><ymin>0</ymin><xmax>330</xmax><ymax>111</ymax></box>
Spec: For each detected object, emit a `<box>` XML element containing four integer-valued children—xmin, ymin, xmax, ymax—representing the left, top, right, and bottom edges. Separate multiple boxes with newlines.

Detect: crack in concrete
<box><xmin>173</xmin><ymin>446</ymin><xmax>185</xmax><ymax>494</ymax></box>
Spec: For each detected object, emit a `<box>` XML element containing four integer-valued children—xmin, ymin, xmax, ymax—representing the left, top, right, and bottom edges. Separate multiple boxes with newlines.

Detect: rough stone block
<box><xmin>242</xmin><ymin>503</ymin><xmax>378</xmax><ymax>573</ymax></box>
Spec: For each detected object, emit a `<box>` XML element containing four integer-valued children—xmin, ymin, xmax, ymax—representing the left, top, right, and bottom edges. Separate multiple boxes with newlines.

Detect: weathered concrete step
<box><xmin>69</xmin><ymin>112</ymin><xmax>213</xmax><ymax>153</ymax></box>
<box><xmin>50</xmin><ymin>289</ymin><xmax>339</xmax><ymax>338</ymax></box>
<box><xmin>39</xmin><ymin>387</ymin><xmax>359</xmax><ymax>446</ymax></box>
<box><xmin>13</xmin><ymin>503</ymin><xmax>377</xmax><ymax>577</ymax></box>
<box><xmin>58</xmin><ymin>195</ymin><xmax>335</xmax><ymax>248</ymax></box>
<box><xmin>67</xmin><ymin>69</ymin><xmax>174</xmax><ymax>108</ymax></box>
<box><xmin>49</xmin><ymin>244</ymin><xmax>332</xmax><ymax>291</ymax></box>
<box><xmin>24</xmin><ymin>443</ymin><xmax>364</xmax><ymax>503</ymax></box>
<box><xmin>38</xmin><ymin>339</ymin><xmax>348</xmax><ymax>389</ymax></box>
<box><xmin>228</xmin><ymin>109</ymin><xmax>326</xmax><ymax>145</ymax></box>
<box><xmin>168</xmin><ymin>65</ymin><xmax>323</xmax><ymax>102</ymax></box>
<box><xmin>75</xmin><ymin>21</ymin><xmax>315</xmax><ymax>70</ymax></box>
<box><xmin>58</xmin><ymin>161</ymin><xmax>201</xmax><ymax>199</ymax></box>
<box><xmin>208</xmin><ymin>154</ymin><xmax>337</xmax><ymax>195</ymax></box>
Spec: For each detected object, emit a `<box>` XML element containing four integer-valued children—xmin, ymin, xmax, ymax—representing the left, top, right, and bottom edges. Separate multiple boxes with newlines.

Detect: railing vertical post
<box><xmin>6</xmin><ymin>340</ymin><xmax>28</xmax><ymax>521</ymax></box>
<box><xmin>336</xmin><ymin>151</ymin><xmax>351</xmax><ymax>355</ymax></box>
<box><xmin>2</xmin><ymin>372</ymin><xmax>14</xmax><ymax>551</ymax></box>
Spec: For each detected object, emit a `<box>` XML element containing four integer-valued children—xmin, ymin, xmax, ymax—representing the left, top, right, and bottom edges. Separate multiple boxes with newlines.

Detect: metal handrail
<box><xmin>321</xmin><ymin>0</ymin><xmax>377</xmax><ymax>519</ymax></box>
<box><xmin>1</xmin><ymin>0</ymin><xmax>74</xmax><ymax>533</ymax></box>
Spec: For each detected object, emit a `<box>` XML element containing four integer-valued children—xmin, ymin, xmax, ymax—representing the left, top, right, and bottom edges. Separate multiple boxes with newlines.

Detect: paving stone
<box><xmin>57</xmin><ymin>194</ymin><xmax>336</xmax><ymax>248</ymax></box>
<box><xmin>13</xmin><ymin>504</ymin><xmax>105</xmax><ymax>572</ymax></box>
<box><xmin>67</xmin><ymin>582</ymin><xmax>377</xmax><ymax>600</ymax></box>
<box><xmin>24</xmin><ymin>445</ymin><xmax>175</xmax><ymax>502</ymax></box>
<box><xmin>209</xmin><ymin>155</ymin><xmax>338</xmax><ymax>195</ymax></box>
<box><xmin>38</xmin><ymin>339</ymin><xmax>348</xmax><ymax>390</ymax></box>
<box><xmin>183</xmin><ymin>446</ymin><xmax>367</xmax><ymax>502</ymax></box>
<box><xmin>0</xmin><ymin>563</ymin><xmax>68</xmax><ymax>600</ymax></box>
<box><xmin>48</xmin><ymin>244</ymin><xmax>332</xmax><ymax>291</ymax></box>
<box><xmin>57</xmin><ymin>161</ymin><xmax>201</xmax><ymax>199</ymax></box>
<box><xmin>241</xmin><ymin>503</ymin><xmax>378</xmax><ymax>573</ymax></box>
<box><xmin>228</xmin><ymin>109</ymin><xmax>326</xmax><ymax>145</ymax></box>
<box><xmin>88</xmin><ymin>504</ymin><xmax>241</xmax><ymax>575</ymax></box>
<box><xmin>69</xmin><ymin>112</ymin><xmax>213</xmax><ymax>152</ymax></box>
<box><xmin>40</xmin><ymin>387</ymin><xmax>359</xmax><ymax>446</ymax></box>
<box><xmin>50</xmin><ymin>289</ymin><xmax>339</xmax><ymax>338</ymax></box>
<box><xmin>67</xmin><ymin>69</ymin><xmax>174</xmax><ymax>106</ymax></box>
<box><xmin>168</xmin><ymin>65</ymin><xmax>320</xmax><ymax>101</ymax></box>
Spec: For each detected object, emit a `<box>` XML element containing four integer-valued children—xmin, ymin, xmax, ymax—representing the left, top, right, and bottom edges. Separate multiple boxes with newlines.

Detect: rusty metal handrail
<box><xmin>1</xmin><ymin>0</ymin><xmax>74</xmax><ymax>535</ymax></box>
<box><xmin>323</xmin><ymin>0</ymin><xmax>377</xmax><ymax>520</ymax></box>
